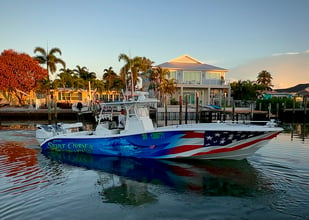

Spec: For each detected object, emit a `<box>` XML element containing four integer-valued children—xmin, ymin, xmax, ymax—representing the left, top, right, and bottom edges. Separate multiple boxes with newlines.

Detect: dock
<box><xmin>1</xmin><ymin>105</ymin><xmax>306</xmax><ymax>125</ymax></box>
<box><xmin>0</xmin><ymin>107</ymin><xmax>81</xmax><ymax>123</ymax></box>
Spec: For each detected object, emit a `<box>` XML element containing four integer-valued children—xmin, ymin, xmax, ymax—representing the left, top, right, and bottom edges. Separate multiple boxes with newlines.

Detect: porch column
<box><xmin>227</xmin><ymin>86</ymin><xmax>231</xmax><ymax>106</ymax></box>
<box><xmin>207</xmin><ymin>87</ymin><xmax>211</xmax><ymax>105</ymax></box>
<box><xmin>180</xmin><ymin>86</ymin><xmax>183</xmax><ymax>97</ymax></box>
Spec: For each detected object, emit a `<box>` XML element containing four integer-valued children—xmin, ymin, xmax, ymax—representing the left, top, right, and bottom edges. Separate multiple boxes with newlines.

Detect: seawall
<box><xmin>0</xmin><ymin>107</ymin><xmax>86</xmax><ymax>122</ymax></box>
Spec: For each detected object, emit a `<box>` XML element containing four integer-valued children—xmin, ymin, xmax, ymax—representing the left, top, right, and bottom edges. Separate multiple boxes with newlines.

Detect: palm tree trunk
<box><xmin>46</xmin><ymin>62</ymin><xmax>52</xmax><ymax>124</ymax></box>
<box><xmin>130</xmin><ymin>73</ymin><xmax>134</xmax><ymax>99</ymax></box>
<box><xmin>47</xmin><ymin>92</ymin><xmax>52</xmax><ymax>124</ymax></box>
<box><xmin>54</xmin><ymin>92</ymin><xmax>58</xmax><ymax>124</ymax></box>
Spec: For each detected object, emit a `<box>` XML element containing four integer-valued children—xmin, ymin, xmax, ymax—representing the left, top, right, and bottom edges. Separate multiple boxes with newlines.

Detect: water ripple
<box><xmin>0</xmin><ymin>142</ymin><xmax>57</xmax><ymax>195</ymax></box>
<box><xmin>249</xmin><ymin>131</ymin><xmax>309</xmax><ymax>219</ymax></box>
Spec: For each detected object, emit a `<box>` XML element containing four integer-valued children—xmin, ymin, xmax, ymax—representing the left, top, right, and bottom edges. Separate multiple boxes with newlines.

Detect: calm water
<box><xmin>0</xmin><ymin>123</ymin><xmax>308</xmax><ymax>220</ymax></box>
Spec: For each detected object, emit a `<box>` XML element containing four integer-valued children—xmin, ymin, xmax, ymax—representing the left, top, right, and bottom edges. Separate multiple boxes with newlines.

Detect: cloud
<box><xmin>272</xmin><ymin>52</ymin><xmax>299</xmax><ymax>56</ymax></box>
<box><xmin>228</xmin><ymin>50</ymin><xmax>309</xmax><ymax>89</ymax></box>
<box><xmin>272</xmin><ymin>50</ymin><xmax>309</xmax><ymax>56</ymax></box>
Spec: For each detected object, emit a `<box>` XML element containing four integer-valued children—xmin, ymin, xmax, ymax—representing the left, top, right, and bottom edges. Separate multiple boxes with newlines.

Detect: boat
<box><xmin>37</xmin><ymin>94</ymin><xmax>283</xmax><ymax>160</ymax></box>
<box><xmin>201</xmin><ymin>104</ymin><xmax>221</xmax><ymax>110</ymax></box>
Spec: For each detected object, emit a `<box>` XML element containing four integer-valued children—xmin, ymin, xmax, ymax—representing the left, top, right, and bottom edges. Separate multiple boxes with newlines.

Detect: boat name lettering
<box><xmin>142</xmin><ymin>134</ymin><xmax>147</xmax><ymax>140</ymax></box>
<box><xmin>48</xmin><ymin>142</ymin><xmax>66</xmax><ymax>150</ymax></box>
<box><xmin>151</xmin><ymin>132</ymin><xmax>163</xmax><ymax>139</ymax></box>
<box><xmin>48</xmin><ymin>142</ymin><xmax>93</xmax><ymax>153</ymax></box>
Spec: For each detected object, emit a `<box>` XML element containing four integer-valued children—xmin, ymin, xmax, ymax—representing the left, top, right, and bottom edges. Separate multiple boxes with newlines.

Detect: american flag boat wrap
<box><xmin>37</xmin><ymin>95</ymin><xmax>283</xmax><ymax>160</ymax></box>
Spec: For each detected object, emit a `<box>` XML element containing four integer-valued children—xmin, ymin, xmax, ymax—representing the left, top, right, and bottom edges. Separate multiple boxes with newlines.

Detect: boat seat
<box><xmin>37</xmin><ymin>124</ymin><xmax>62</xmax><ymax>133</ymax></box>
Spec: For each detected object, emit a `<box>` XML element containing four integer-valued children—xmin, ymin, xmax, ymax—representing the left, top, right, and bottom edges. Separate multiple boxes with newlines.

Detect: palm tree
<box><xmin>103</xmin><ymin>67</ymin><xmax>118</xmax><ymax>91</ymax></box>
<box><xmin>149</xmin><ymin>67</ymin><xmax>170</xmax><ymax>101</ymax></box>
<box><xmin>74</xmin><ymin>65</ymin><xmax>96</xmax><ymax>84</ymax></box>
<box><xmin>53</xmin><ymin>68</ymin><xmax>75</xmax><ymax>89</ymax></box>
<box><xmin>257</xmin><ymin>70</ymin><xmax>273</xmax><ymax>91</ymax></box>
<box><xmin>231</xmin><ymin>80</ymin><xmax>259</xmax><ymax>100</ymax></box>
<box><xmin>72</xmin><ymin>77</ymin><xmax>85</xmax><ymax>90</ymax></box>
<box><xmin>118</xmin><ymin>54</ymin><xmax>153</xmax><ymax>98</ymax></box>
<box><xmin>112</xmin><ymin>77</ymin><xmax>126</xmax><ymax>93</ymax></box>
<box><xmin>33</xmin><ymin>47</ymin><xmax>66</xmax><ymax>77</ymax></box>
<box><xmin>92</xmin><ymin>79</ymin><xmax>105</xmax><ymax>94</ymax></box>
<box><xmin>74</xmin><ymin>65</ymin><xmax>88</xmax><ymax>84</ymax></box>
<box><xmin>91</xmin><ymin>79</ymin><xmax>105</xmax><ymax>102</ymax></box>
<box><xmin>160</xmin><ymin>78</ymin><xmax>176</xmax><ymax>124</ymax></box>
<box><xmin>33</xmin><ymin>46</ymin><xmax>66</xmax><ymax>123</ymax></box>
<box><xmin>160</xmin><ymin>78</ymin><xmax>176</xmax><ymax>97</ymax></box>
<box><xmin>118</xmin><ymin>53</ymin><xmax>138</xmax><ymax>97</ymax></box>
<box><xmin>137</xmin><ymin>57</ymin><xmax>154</xmax><ymax>92</ymax></box>
<box><xmin>139</xmin><ymin>56</ymin><xmax>154</xmax><ymax>75</ymax></box>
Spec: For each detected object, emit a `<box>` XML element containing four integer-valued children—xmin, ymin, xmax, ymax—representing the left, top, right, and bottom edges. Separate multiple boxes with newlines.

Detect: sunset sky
<box><xmin>1</xmin><ymin>0</ymin><xmax>308</xmax><ymax>89</ymax></box>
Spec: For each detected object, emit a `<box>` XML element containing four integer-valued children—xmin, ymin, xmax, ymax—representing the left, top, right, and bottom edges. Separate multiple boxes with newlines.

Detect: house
<box><xmin>263</xmin><ymin>83</ymin><xmax>309</xmax><ymax>101</ymax></box>
<box><xmin>52</xmin><ymin>88</ymin><xmax>121</xmax><ymax>106</ymax></box>
<box><xmin>156</xmin><ymin>54</ymin><xmax>231</xmax><ymax>106</ymax></box>
<box><xmin>0</xmin><ymin>88</ymin><xmax>121</xmax><ymax>108</ymax></box>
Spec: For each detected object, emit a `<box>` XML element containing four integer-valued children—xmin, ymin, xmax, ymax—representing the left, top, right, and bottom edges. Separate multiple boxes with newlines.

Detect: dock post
<box><xmin>164</xmin><ymin>96</ymin><xmax>167</xmax><ymax>126</ymax></box>
<box><xmin>276</xmin><ymin>103</ymin><xmax>279</xmax><ymax>120</ymax></box>
<box><xmin>302</xmin><ymin>96</ymin><xmax>307</xmax><ymax>141</ymax></box>
<box><xmin>185</xmin><ymin>95</ymin><xmax>188</xmax><ymax>124</ymax></box>
<box><xmin>223</xmin><ymin>92</ymin><xmax>227</xmax><ymax>121</ymax></box>
<box><xmin>232</xmin><ymin>101</ymin><xmax>235</xmax><ymax>122</ymax></box>
<box><xmin>250</xmin><ymin>102</ymin><xmax>254</xmax><ymax>121</ymax></box>
<box><xmin>292</xmin><ymin>96</ymin><xmax>296</xmax><ymax>123</ymax></box>
<box><xmin>179</xmin><ymin>95</ymin><xmax>182</xmax><ymax>125</ymax></box>
<box><xmin>195</xmin><ymin>92</ymin><xmax>199</xmax><ymax>123</ymax></box>
<box><xmin>268</xmin><ymin>103</ymin><xmax>271</xmax><ymax>120</ymax></box>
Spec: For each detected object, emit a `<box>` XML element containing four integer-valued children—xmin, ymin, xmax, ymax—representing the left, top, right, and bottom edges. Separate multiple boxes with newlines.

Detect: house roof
<box><xmin>157</xmin><ymin>54</ymin><xmax>227</xmax><ymax>71</ymax></box>
<box><xmin>275</xmin><ymin>83</ymin><xmax>309</xmax><ymax>93</ymax></box>
<box><xmin>297</xmin><ymin>88</ymin><xmax>309</xmax><ymax>96</ymax></box>
<box><xmin>169</xmin><ymin>54</ymin><xmax>203</xmax><ymax>64</ymax></box>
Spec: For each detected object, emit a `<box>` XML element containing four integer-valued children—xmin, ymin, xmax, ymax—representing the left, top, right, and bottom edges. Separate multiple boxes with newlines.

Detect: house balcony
<box><xmin>176</xmin><ymin>79</ymin><xmax>230</xmax><ymax>88</ymax></box>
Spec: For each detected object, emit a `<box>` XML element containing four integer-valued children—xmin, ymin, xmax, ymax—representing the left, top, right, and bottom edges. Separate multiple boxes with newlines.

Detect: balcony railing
<box><xmin>176</xmin><ymin>79</ymin><xmax>230</xmax><ymax>86</ymax></box>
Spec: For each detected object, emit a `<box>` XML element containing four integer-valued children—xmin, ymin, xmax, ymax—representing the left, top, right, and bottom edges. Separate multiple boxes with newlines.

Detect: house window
<box><xmin>169</xmin><ymin>71</ymin><xmax>176</xmax><ymax>80</ymax></box>
<box><xmin>206</xmin><ymin>72</ymin><xmax>221</xmax><ymax>79</ymax></box>
<box><xmin>183</xmin><ymin>71</ymin><xmax>201</xmax><ymax>84</ymax></box>
<box><xmin>177</xmin><ymin>71</ymin><xmax>183</xmax><ymax>82</ymax></box>
<box><xmin>58</xmin><ymin>92</ymin><xmax>82</xmax><ymax>101</ymax></box>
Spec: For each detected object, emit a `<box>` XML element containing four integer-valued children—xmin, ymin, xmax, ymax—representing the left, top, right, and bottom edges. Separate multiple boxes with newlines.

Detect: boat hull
<box><xmin>40</xmin><ymin>128</ymin><xmax>281</xmax><ymax>160</ymax></box>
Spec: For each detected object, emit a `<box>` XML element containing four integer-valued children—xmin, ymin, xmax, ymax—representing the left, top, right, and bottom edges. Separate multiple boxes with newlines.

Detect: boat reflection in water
<box><xmin>42</xmin><ymin>150</ymin><xmax>270</xmax><ymax>205</ymax></box>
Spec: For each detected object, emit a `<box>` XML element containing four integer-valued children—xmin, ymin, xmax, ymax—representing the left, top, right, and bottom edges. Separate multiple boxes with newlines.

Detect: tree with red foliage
<box><xmin>0</xmin><ymin>49</ymin><xmax>48</xmax><ymax>106</ymax></box>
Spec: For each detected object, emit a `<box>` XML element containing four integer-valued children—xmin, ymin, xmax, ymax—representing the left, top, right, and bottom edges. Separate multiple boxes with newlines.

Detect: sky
<box><xmin>1</xmin><ymin>0</ymin><xmax>309</xmax><ymax>89</ymax></box>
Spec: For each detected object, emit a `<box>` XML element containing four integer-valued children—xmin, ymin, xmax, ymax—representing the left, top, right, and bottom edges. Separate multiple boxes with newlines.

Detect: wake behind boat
<box><xmin>36</xmin><ymin>94</ymin><xmax>283</xmax><ymax>160</ymax></box>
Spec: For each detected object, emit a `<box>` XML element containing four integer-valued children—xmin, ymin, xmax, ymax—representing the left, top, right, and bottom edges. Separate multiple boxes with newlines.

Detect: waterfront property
<box><xmin>0</xmin><ymin>88</ymin><xmax>121</xmax><ymax>109</ymax></box>
<box><xmin>263</xmin><ymin>83</ymin><xmax>309</xmax><ymax>101</ymax></box>
<box><xmin>261</xmin><ymin>83</ymin><xmax>309</xmax><ymax>123</ymax></box>
<box><xmin>52</xmin><ymin>88</ymin><xmax>121</xmax><ymax>107</ymax></box>
<box><xmin>157</xmin><ymin>54</ymin><xmax>231</xmax><ymax>106</ymax></box>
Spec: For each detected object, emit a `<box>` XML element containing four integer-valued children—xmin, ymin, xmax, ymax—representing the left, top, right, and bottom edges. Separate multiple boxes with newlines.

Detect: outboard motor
<box><xmin>77</xmin><ymin>102</ymin><xmax>83</xmax><ymax>111</ymax></box>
